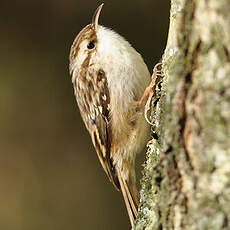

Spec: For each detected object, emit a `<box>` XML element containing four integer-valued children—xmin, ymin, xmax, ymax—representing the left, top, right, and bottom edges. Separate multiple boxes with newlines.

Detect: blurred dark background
<box><xmin>0</xmin><ymin>0</ymin><xmax>169</xmax><ymax>229</ymax></box>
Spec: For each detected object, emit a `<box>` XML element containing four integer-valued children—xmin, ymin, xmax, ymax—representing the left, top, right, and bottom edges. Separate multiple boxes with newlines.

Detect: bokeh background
<box><xmin>0</xmin><ymin>1</ymin><xmax>169</xmax><ymax>229</ymax></box>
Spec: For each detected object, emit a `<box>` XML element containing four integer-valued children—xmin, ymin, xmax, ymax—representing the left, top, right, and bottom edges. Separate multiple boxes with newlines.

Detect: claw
<box><xmin>139</xmin><ymin>63</ymin><xmax>162</xmax><ymax>125</ymax></box>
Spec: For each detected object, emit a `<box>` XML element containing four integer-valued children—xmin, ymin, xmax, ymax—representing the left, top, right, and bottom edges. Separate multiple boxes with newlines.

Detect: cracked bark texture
<box><xmin>134</xmin><ymin>0</ymin><xmax>230</xmax><ymax>229</ymax></box>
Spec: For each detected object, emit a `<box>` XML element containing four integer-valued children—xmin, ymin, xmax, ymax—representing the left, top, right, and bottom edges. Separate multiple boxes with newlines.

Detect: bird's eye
<box><xmin>87</xmin><ymin>41</ymin><xmax>95</xmax><ymax>50</ymax></box>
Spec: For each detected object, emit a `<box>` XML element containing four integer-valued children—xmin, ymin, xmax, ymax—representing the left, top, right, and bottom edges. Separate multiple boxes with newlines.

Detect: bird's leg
<box><xmin>139</xmin><ymin>63</ymin><xmax>162</xmax><ymax>125</ymax></box>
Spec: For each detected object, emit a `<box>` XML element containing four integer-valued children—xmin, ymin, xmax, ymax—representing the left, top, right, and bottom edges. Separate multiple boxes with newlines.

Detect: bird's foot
<box><xmin>139</xmin><ymin>63</ymin><xmax>163</xmax><ymax>125</ymax></box>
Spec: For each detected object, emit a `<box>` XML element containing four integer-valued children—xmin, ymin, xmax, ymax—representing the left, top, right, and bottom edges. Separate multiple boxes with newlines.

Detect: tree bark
<box><xmin>135</xmin><ymin>0</ymin><xmax>230</xmax><ymax>229</ymax></box>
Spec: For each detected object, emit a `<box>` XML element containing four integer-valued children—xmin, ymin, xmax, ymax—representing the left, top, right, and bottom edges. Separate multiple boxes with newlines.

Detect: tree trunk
<box><xmin>135</xmin><ymin>0</ymin><xmax>230</xmax><ymax>229</ymax></box>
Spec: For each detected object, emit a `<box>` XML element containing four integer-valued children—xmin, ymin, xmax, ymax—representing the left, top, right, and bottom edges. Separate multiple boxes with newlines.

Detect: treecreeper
<box><xmin>69</xmin><ymin>3</ymin><xmax>151</xmax><ymax>227</ymax></box>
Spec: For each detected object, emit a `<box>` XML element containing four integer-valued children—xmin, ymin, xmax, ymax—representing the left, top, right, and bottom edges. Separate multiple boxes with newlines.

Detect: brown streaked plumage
<box><xmin>69</xmin><ymin>3</ymin><xmax>151</xmax><ymax>227</ymax></box>
<box><xmin>73</xmin><ymin>57</ymin><xmax>119</xmax><ymax>189</ymax></box>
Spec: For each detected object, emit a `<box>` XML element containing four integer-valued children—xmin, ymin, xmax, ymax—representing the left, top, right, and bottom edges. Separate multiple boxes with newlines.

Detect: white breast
<box><xmin>95</xmin><ymin>25</ymin><xmax>150</xmax><ymax>113</ymax></box>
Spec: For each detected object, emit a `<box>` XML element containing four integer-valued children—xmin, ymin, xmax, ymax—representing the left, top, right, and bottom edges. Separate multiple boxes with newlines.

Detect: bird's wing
<box><xmin>73</xmin><ymin>70</ymin><xmax>120</xmax><ymax>190</ymax></box>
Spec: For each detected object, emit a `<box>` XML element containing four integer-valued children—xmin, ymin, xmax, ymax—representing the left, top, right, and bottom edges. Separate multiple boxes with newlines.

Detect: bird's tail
<box><xmin>117</xmin><ymin>170</ymin><xmax>139</xmax><ymax>228</ymax></box>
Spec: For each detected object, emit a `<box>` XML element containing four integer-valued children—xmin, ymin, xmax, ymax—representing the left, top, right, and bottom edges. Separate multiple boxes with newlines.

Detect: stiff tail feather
<box><xmin>117</xmin><ymin>170</ymin><xmax>139</xmax><ymax>228</ymax></box>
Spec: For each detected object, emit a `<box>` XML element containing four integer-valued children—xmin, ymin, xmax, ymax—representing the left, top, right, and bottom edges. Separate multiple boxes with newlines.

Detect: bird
<box><xmin>69</xmin><ymin>3</ymin><xmax>150</xmax><ymax>227</ymax></box>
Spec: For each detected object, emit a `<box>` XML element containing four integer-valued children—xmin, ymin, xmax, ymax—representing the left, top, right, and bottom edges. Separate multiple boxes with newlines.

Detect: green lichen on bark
<box><xmin>135</xmin><ymin>0</ymin><xmax>230</xmax><ymax>229</ymax></box>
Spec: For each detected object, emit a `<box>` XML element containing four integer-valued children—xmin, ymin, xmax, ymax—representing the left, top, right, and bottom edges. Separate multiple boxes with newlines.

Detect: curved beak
<box><xmin>91</xmin><ymin>3</ymin><xmax>104</xmax><ymax>31</ymax></box>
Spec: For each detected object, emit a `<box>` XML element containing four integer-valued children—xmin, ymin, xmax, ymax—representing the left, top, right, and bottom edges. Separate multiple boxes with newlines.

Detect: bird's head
<box><xmin>69</xmin><ymin>4</ymin><xmax>104</xmax><ymax>76</ymax></box>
